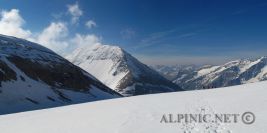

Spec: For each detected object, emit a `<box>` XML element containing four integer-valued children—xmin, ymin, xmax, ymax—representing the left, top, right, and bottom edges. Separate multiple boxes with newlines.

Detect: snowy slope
<box><xmin>0</xmin><ymin>34</ymin><xmax>120</xmax><ymax>115</ymax></box>
<box><xmin>66</xmin><ymin>44</ymin><xmax>182</xmax><ymax>96</ymax></box>
<box><xmin>169</xmin><ymin>57</ymin><xmax>267</xmax><ymax>90</ymax></box>
<box><xmin>0</xmin><ymin>81</ymin><xmax>266</xmax><ymax>133</ymax></box>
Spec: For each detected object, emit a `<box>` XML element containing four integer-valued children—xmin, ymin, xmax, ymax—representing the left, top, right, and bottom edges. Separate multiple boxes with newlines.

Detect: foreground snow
<box><xmin>0</xmin><ymin>81</ymin><xmax>266</xmax><ymax>133</ymax></box>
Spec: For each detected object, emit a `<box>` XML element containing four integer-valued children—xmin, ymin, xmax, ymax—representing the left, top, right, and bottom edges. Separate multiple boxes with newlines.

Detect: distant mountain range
<box><xmin>150</xmin><ymin>65</ymin><xmax>198</xmax><ymax>81</ymax></box>
<box><xmin>66</xmin><ymin>44</ymin><xmax>183</xmax><ymax>96</ymax></box>
<box><xmin>0</xmin><ymin>34</ymin><xmax>120</xmax><ymax>114</ymax></box>
<box><xmin>152</xmin><ymin>57</ymin><xmax>267</xmax><ymax>90</ymax></box>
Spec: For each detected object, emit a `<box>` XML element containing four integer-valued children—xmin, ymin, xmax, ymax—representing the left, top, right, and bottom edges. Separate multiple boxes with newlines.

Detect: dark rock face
<box><xmin>112</xmin><ymin>50</ymin><xmax>183</xmax><ymax>96</ymax></box>
<box><xmin>0</xmin><ymin>60</ymin><xmax>17</xmax><ymax>87</ymax></box>
<box><xmin>239</xmin><ymin>59</ymin><xmax>267</xmax><ymax>81</ymax></box>
<box><xmin>7</xmin><ymin>55</ymin><xmax>91</xmax><ymax>91</ymax></box>
<box><xmin>116</xmin><ymin>71</ymin><xmax>134</xmax><ymax>90</ymax></box>
<box><xmin>115</xmin><ymin>70</ymin><xmax>180</xmax><ymax>96</ymax></box>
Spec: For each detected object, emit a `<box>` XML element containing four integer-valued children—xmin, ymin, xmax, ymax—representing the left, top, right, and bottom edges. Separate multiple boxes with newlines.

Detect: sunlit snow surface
<box><xmin>0</xmin><ymin>81</ymin><xmax>266</xmax><ymax>133</ymax></box>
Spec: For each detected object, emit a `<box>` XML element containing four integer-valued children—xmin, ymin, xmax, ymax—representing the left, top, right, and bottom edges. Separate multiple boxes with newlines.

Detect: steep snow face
<box><xmin>0</xmin><ymin>34</ymin><xmax>120</xmax><ymax>115</ymax></box>
<box><xmin>66</xmin><ymin>44</ymin><xmax>182</xmax><ymax>96</ymax></box>
<box><xmin>67</xmin><ymin>44</ymin><xmax>126</xmax><ymax>90</ymax></box>
<box><xmin>0</xmin><ymin>81</ymin><xmax>266</xmax><ymax>133</ymax></box>
<box><xmin>171</xmin><ymin>57</ymin><xmax>267</xmax><ymax>90</ymax></box>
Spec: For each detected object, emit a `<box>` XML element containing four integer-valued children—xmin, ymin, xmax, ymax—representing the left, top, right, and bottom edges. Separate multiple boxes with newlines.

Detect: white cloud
<box><xmin>71</xmin><ymin>33</ymin><xmax>101</xmax><ymax>47</ymax></box>
<box><xmin>0</xmin><ymin>9</ymin><xmax>31</xmax><ymax>38</ymax></box>
<box><xmin>34</xmin><ymin>23</ymin><xmax>102</xmax><ymax>55</ymax></box>
<box><xmin>85</xmin><ymin>20</ymin><xmax>96</xmax><ymax>29</ymax></box>
<box><xmin>67</xmin><ymin>2</ymin><xmax>83</xmax><ymax>24</ymax></box>
<box><xmin>0</xmin><ymin>8</ymin><xmax>102</xmax><ymax>55</ymax></box>
<box><xmin>35</xmin><ymin>22</ymin><xmax>69</xmax><ymax>53</ymax></box>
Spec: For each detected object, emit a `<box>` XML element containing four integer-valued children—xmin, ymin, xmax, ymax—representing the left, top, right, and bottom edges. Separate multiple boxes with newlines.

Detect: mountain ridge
<box><xmin>152</xmin><ymin>56</ymin><xmax>267</xmax><ymax>90</ymax></box>
<box><xmin>0</xmin><ymin>34</ymin><xmax>120</xmax><ymax>115</ymax></box>
<box><xmin>66</xmin><ymin>44</ymin><xmax>183</xmax><ymax>96</ymax></box>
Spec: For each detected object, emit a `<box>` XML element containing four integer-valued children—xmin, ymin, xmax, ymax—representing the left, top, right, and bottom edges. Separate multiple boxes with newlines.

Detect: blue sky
<box><xmin>0</xmin><ymin>0</ymin><xmax>267</xmax><ymax>65</ymax></box>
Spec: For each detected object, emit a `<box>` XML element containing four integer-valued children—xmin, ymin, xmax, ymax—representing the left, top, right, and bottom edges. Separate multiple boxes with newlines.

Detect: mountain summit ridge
<box><xmin>66</xmin><ymin>44</ymin><xmax>183</xmax><ymax>96</ymax></box>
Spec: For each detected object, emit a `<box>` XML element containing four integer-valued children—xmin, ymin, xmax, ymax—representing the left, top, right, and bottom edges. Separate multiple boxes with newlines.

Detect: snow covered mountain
<box><xmin>0</xmin><ymin>34</ymin><xmax>120</xmax><ymax>115</ymax></box>
<box><xmin>1</xmin><ymin>81</ymin><xmax>266</xmax><ymax>133</ymax></box>
<box><xmin>171</xmin><ymin>57</ymin><xmax>267</xmax><ymax>90</ymax></box>
<box><xmin>151</xmin><ymin>64</ymin><xmax>198</xmax><ymax>81</ymax></box>
<box><xmin>66</xmin><ymin>44</ymin><xmax>182</xmax><ymax>96</ymax></box>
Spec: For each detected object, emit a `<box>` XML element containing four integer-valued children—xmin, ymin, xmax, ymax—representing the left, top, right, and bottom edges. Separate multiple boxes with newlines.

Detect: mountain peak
<box><xmin>67</xmin><ymin>44</ymin><xmax>183</xmax><ymax>96</ymax></box>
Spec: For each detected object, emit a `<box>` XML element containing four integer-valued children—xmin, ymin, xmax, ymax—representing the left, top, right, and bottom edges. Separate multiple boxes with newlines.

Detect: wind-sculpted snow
<box><xmin>66</xmin><ymin>44</ymin><xmax>183</xmax><ymax>96</ymax></box>
<box><xmin>0</xmin><ymin>34</ymin><xmax>120</xmax><ymax>115</ymax></box>
<box><xmin>0</xmin><ymin>81</ymin><xmax>266</xmax><ymax>133</ymax></box>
